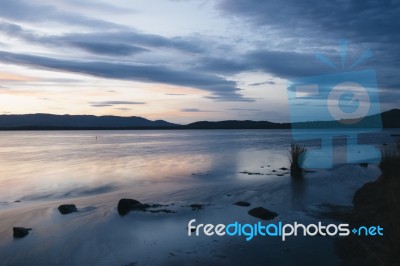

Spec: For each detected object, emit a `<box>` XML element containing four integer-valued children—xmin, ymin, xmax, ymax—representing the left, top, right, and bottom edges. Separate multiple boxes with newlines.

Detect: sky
<box><xmin>0</xmin><ymin>0</ymin><xmax>399</xmax><ymax>124</ymax></box>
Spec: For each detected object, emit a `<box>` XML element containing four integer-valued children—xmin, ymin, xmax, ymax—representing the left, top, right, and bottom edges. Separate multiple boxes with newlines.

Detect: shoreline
<box><xmin>0</xmin><ymin>163</ymin><xmax>380</xmax><ymax>265</ymax></box>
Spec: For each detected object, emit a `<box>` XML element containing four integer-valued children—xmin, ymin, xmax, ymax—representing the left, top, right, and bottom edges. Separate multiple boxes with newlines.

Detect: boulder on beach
<box><xmin>117</xmin><ymin>199</ymin><xmax>175</xmax><ymax>216</ymax></box>
<box><xmin>117</xmin><ymin>198</ymin><xmax>148</xmax><ymax>216</ymax></box>
<box><xmin>13</xmin><ymin>227</ymin><xmax>32</xmax><ymax>238</ymax></box>
<box><xmin>233</xmin><ymin>201</ymin><xmax>251</xmax><ymax>207</ymax></box>
<box><xmin>248</xmin><ymin>207</ymin><xmax>278</xmax><ymax>220</ymax></box>
<box><xmin>58</xmin><ymin>204</ymin><xmax>78</xmax><ymax>215</ymax></box>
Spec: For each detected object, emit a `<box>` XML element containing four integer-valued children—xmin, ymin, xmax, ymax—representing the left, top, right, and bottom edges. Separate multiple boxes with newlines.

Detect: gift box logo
<box><xmin>287</xmin><ymin>41</ymin><xmax>382</xmax><ymax>168</ymax></box>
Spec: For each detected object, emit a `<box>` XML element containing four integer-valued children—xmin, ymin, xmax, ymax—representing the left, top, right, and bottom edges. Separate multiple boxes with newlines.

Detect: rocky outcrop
<box><xmin>233</xmin><ymin>201</ymin><xmax>251</xmax><ymax>207</ymax></box>
<box><xmin>248</xmin><ymin>207</ymin><xmax>278</xmax><ymax>220</ymax></box>
<box><xmin>335</xmin><ymin>176</ymin><xmax>400</xmax><ymax>265</ymax></box>
<box><xmin>117</xmin><ymin>199</ymin><xmax>149</xmax><ymax>216</ymax></box>
<box><xmin>58</xmin><ymin>204</ymin><xmax>78</xmax><ymax>215</ymax></box>
<box><xmin>13</xmin><ymin>227</ymin><xmax>32</xmax><ymax>238</ymax></box>
<box><xmin>117</xmin><ymin>199</ymin><xmax>174</xmax><ymax>216</ymax></box>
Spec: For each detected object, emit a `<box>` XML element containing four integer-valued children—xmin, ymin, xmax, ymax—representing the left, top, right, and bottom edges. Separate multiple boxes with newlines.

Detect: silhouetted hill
<box><xmin>381</xmin><ymin>109</ymin><xmax>400</xmax><ymax>128</ymax></box>
<box><xmin>185</xmin><ymin>109</ymin><xmax>399</xmax><ymax>129</ymax></box>
<box><xmin>0</xmin><ymin>109</ymin><xmax>398</xmax><ymax>130</ymax></box>
<box><xmin>0</xmin><ymin>114</ymin><xmax>176</xmax><ymax>129</ymax></box>
<box><xmin>292</xmin><ymin>109</ymin><xmax>400</xmax><ymax>129</ymax></box>
<box><xmin>185</xmin><ymin>120</ymin><xmax>289</xmax><ymax>129</ymax></box>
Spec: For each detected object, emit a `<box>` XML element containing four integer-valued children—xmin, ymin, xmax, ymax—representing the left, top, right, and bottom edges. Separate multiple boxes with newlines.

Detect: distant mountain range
<box><xmin>185</xmin><ymin>109</ymin><xmax>400</xmax><ymax>129</ymax></box>
<box><xmin>0</xmin><ymin>109</ymin><xmax>399</xmax><ymax>130</ymax></box>
<box><xmin>0</xmin><ymin>114</ymin><xmax>176</xmax><ymax>129</ymax></box>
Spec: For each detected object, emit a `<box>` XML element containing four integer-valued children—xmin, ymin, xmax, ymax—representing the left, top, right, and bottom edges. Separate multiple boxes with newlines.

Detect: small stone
<box><xmin>13</xmin><ymin>227</ymin><xmax>32</xmax><ymax>238</ymax></box>
<box><xmin>58</xmin><ymin>204</ymin><xmax>78</xmax><ymax>215</ymax></box>
<box><xmin>248</xmin><ymin>207</ymin><xmax>278</xmax><ymax>220</ymax></box>
<box><xmin>190</xmin><ymin>204</ymin><xmax>204</xmax><ymax>211</ymax></box>
<box><xmin>233</xmin><ymin>201</ymin><xmax>251</xmax><ymax>207</ymax></box>
<box><xmin>117</xmin><ymin>199</ymin><xmax>148</xmax><ymax>216</ymax></box>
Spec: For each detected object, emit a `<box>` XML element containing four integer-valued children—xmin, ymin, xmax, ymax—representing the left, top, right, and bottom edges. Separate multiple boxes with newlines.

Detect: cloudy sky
<box><xmin>0</xmin><ymin>0</ymin><xmax>398</xmax><ymax>123</ymax></box>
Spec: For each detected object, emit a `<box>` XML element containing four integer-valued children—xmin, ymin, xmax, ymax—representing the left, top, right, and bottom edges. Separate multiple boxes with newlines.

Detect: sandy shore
<box><xmin>0</xmin><ymin>163</ymin><xmax>380</xmax><ymax>266</ymax></box>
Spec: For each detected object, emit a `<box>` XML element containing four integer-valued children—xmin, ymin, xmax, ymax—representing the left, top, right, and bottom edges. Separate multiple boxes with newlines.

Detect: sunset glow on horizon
<box><xmin>0</xmin><ymin>0</ymin><xmax>398</xmax><ymax>124</ymax></box>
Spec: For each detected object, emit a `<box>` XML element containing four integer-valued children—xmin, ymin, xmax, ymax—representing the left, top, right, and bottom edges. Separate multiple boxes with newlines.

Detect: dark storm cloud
<box><xmin>70</xmin><ymin>42</ymin><xmax>149</xmax><ymax>56</ymax></box>
<box><xmin>216</xmin><ymin>0</ymin><xmax>400</xmax><ymax>89</ymax></box>
<box><xmin>181</xmin><ymin>108</ymin><xmax>202</xmax><ymax>112</ymax></box>
<box><xmin>181</xmin><ymin>108</ymin><xmax>216</xmax><ymax>112</ymax></box>
<box><xmin>217</xmin><ymin>0</ymin><xmax>400</xmax><ymax>43</ymax></box>
<box><xmin>192</xmin><ymin>0</ymin><xmax>400</xmax><ymax>111</ymax></box>
<box><xmin>60</xmin><ymin>31</ymin><xmax>206</xmax><ymax>54</ymax></box>
<box><xmin>62</xmin><ymin>0</ymin><xmax>135</xmax><ymax>14</ymax></box>
<box><xmin>0</xmin><ymin>0</ymin><xmax>125</xmax><ymax>29</ymax></box>
<box><xmin>0</xmin><ymin>20</ymin><xmax>249</xmax><ymax>101</ymax></box>
<box><xmin>227</xmin><ymin>108</ymin><xmax>262</xmax><ymax>112</ymax></box>
<box><xmin>1</xmin><ymin>0</ymin><xmax>398</xmax><ymax>106</ymax></box>
<box><xmin>0</xmin><ymin>51</ymin><xmax>250</xmax><ymax>102</ymax></box>
<box><xmin>193</xmin><ymin>57</ymin><xmax>248</xmax><ymax>74</ymax></box>
<box><xmin>0</xmin><ymin>21</ymin><xmax>204</xmax><ymax>55</ymax></box>
<box><xmin>249</xmin><ymin>81</ymin><xmax>275</xmax><ymax>86</ymax></box>
<box><xmin>194</xmin><ymin>50</ymin><xmax>332</xmax><ymax>78</ymax></box>
<box><xmin>89</xmin><ymin>101</ymin><xmax>146</xmax><ymax>107</ymax></box>
<box><xmin>114</xmin><ymin>108</ymin><xmax>132</xmax><ymax>111</ymax></box>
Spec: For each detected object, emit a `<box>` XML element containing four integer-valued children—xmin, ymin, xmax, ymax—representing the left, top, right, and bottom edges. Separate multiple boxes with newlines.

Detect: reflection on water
<box><xmin>0</xmin><ymin>129</ymin><xmax>398</xmax><ymax>201</ymax></box>
<box><xmin>0</xmin><ymin>129</ymin><xmax>398</xmax><ymax>266</ymax></box>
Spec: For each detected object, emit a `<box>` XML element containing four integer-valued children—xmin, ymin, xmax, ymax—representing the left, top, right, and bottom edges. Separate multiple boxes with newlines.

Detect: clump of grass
<box><xmin>289</xmin><ymin>144</ymin><xmax>306</xmax><ymax>178</ymax></box>
<box><xmin>379</xmin><ymin>139</ymin><xmax>400</xmax><ymax>178</ymax></box>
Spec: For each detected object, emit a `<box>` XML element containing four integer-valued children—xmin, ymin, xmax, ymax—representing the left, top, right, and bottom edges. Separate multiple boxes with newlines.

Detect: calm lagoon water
<box><xmin>0</xmin><ymin>129</ymin><xmax>399</xmax><ymax>265</ymax></box>
<box><xmin>0</xmin><ymin>129</ymin><xmax>398</xmax><ymax>202</ymax></box>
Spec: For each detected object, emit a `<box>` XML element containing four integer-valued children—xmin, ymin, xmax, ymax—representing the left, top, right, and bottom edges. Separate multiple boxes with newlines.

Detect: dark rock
<box><xmin>118</xmin><ymin>199</ymin><xmax>175</xmax><ymax>216</ymax></box>
<box><xmin>13</xmin><ymin>227</ymin><xmax>32</xmax><ymax>238</ymax></box>
<box><xmin>190</xmin><ymin>204</ymin><xmax>204</xmax><ymax>211</ymax></box>
<box><xmin>353</xmin><ymin>181</ymin><xmax>385</xmax><ymax>209</ymax></box>
<box><xmin>234</xmin><ymin>201</ymin><xmax>251</xmax><ymax>207</ymax></box>
<box><xmin>117</xmin><ymin>199</ymin><xmax>148</xmax><ymax>216</ymax></box>
<box><xmin>336</xmin><ymin>176</ymin><xmax>400</xmax><ymax>265</ymax></box>
<box><xmin>280</xmin><ymin>167</ymin><xmax>288</xmax><ymax>170</ymax></box>
<box><xmin>239</xmin><ymin>171</ymin><xmax>263</xmax><ymax>175</ymax></box>
<box><xmin>148</xmin><ymin>209</ymin><xmax>176</xmax><ymax>213</ymax></box>
<box><xmin>359</xmin><ymin>163</ymin><xmax>369</xmax><ymax>167</ymax></box>
<box><xmin>248</xmin><ymin>207</ymin><xmax>278</xmax><ymax>220</ymax></box>
<box><xmin>147</xmin><ymin>203</ymin><xmax>165</xmax><ymax>208</ymax></box>
<box><xmin>58</xmin><ymin>204</ymin><xmax>78</xmax><ymax>215</ymax></box>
